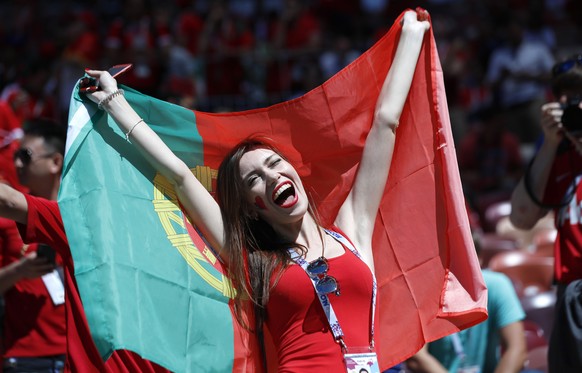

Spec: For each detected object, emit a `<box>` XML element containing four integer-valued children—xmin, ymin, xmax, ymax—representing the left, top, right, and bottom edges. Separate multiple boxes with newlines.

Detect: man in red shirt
<box><xmin>0</xmin><ymin>118</ymin><xmax>67</xmax><ymax>372</ymax></box>
<box><xmin>0</xmin><ymin>120</ymin><xmax>169</xmax><ymax>372</ymax></box>
<box><xmin>510</xmin><ymin>54</ymin><xmax>582</xmax><ymax>371</ymax></box>
<box><xmin>510</xmin><ymin>56</ymin><xmax>582</xmax><ymax>293</ymax></box>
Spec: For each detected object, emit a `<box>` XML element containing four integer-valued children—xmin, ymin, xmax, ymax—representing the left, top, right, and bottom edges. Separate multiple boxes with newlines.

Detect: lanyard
<box><xmin>450</xmin><ymin>333</ymin><xmax>465</xmax><ymax>358</ymax></box>
<box><xmin>288</xmin><ymin>229</ymin><xmax>377</xmax><ymax>351</ymax></box>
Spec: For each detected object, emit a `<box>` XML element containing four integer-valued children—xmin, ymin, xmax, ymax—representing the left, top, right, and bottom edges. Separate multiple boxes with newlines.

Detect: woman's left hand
<box><xmin>402</xmin><ymin>8</ymin><xmax>430</xmax><ymax>34</ymax></box>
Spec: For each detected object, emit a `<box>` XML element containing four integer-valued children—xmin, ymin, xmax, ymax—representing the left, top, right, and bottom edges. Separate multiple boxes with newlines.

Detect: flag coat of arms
<box><xmin>59</xmin><ymin>12</ymin><xmax>487</xmax><ymax>372</ymax></box>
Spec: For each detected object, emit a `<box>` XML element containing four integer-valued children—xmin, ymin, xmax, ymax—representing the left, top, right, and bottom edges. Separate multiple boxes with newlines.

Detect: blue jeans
<box><xmin>383</xmin><ymin>363</ymin><xmax>405</xmax><ymax>373</ymax></box>
<box><xmin>3</xmin><ymin>355</ymin><xmax>65</xmax><ymax>373</ymax></box>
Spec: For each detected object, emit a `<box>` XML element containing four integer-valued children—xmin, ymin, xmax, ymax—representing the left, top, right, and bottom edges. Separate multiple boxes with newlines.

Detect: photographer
<box><xmin>510</xmin><ymin>54</ymin><xmax>582</xmax><ymax>372</ymax></box>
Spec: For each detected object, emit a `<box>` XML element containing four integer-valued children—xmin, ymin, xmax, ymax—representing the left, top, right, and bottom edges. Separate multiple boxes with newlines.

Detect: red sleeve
<box><xmin>17</xmin><ymin>194</ymin><xmax>69</xmax><ymax>257</ymax></box>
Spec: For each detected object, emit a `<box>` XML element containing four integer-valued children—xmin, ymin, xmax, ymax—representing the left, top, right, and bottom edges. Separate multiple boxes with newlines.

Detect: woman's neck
<box><xmin>271</xmin><ymin>213</ymin><xmax>321</xmax><ymax>245</ymax></box>
<box><xmin>273</xmin><ymin>214</ymin><xmax>326</xmax><ymax>259</ymax></box>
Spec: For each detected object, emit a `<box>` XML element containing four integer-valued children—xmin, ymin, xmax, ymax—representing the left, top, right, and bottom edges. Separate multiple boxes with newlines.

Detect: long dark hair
<box><xmin>216</xmin><ymin>137</ymin><xmax>319</xmax><ymax>356</ymax></box>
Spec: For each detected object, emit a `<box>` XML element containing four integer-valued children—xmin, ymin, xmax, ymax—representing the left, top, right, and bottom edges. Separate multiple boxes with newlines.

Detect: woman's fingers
<box><xmin>402</xmin><ymin>9</ymin><xmax>430</xmax><ymax>31</ymax></box>
<box><xmin>82</xmin><ymin>70</ymin><xmax>118</xmax><ymax>103</ymax></box>
<box><xmin>416</xmin><ymin>7</ymin><xmax>429</xmax><ymax>22</ymax></box>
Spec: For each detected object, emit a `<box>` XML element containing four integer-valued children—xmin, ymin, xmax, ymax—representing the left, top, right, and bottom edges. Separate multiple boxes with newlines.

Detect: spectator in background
<box><xmin>158</xmin><ymin>6</ymin><xmax>200</xmax><ymax>109</ymax></box>
<box><xmin>406</xmin><ymin>233</ymin><xmax>528</xmax><ymax>373</ymax></box>
<box><xmin>198</xmin><ymin>1</ymin><xmax>255</xmax><ymax>103</ymax></box>
<box><xmin>458</xmin><ymin>105</ymin><xmax>523</xmax><ymax>220</ymax></box>
<box><xmin>510</xmin><ymin>54</ymin><xmax>582</xmax><ymax>372</ymax></box>
<box><xmin>319</xmin><ymin>34</ymin><xmax>360</xmax><ymax>80</ymax></box>
<box><xmin>485</xmin><ymin>15</ymin><xmax>554</xmax><ymax>144</ymax></box>
<box><xmin>57</xmin><ymin>10</ymin><xmax>101</xmax><ymax>119</ymax></box>
<box><xmin>265</xmin><ymin>0</ymin><xmax>321</xmax><ymax>95</ymax></box>
<box><xmin>103</xmin><ymin>0</ymin><xmax>164</xmax><ymax>96</ymax></box>
<box><xmin>0</xmin><ymin>59</ymin><xmax>58</xmax><ymax>124</ymax></box>
<box><xmin>0</xmin><ymin>118</ymin><xmax>66</xmax><ymax>372</ymax></box>
<box><xmin>0</xmin><ymin>101</ymin><xmax>23</xmax><ymax>192</ymax></box>
<box><xmin>0</xmin><ymin>127</ymin><xmax>171</xmax><ymax>371</ymax></box>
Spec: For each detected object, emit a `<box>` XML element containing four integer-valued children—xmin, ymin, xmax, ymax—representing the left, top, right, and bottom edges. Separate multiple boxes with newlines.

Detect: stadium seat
<box><xmin>483</xmin><ymin>200</ymin><xmax>512</xmax><ymax>232</ymax></box>
<box><xmin>522</xmin><ymin>319</ymin><xmax>548</xmax><ymax>351</ymax></box>
<box><xmin>524</xmin><ymin>345</ymin><xmax>549</xmax><ymax>373</ymax></box>
<box><xmin>532</xmin><ymin>229</ymin><xmax>557</xmax><ymax>257</ymax></box>
<box><xmin>479</xmin><ymin>233</ymin><xmax>519</xmax><ymax>268</ymax></box>
<box><xmin>521</xmin><ymin>290</ymin><xmax>557</xmax><ymax>338</ymax></box>
<box><xmin>488</xmin><ymin>251</ymin><xmax>554</xmax><ymax>297</ymax></box>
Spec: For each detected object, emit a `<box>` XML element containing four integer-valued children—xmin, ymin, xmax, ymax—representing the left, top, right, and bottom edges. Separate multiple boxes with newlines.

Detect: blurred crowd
<box><xmin>0</xmin><ymin>0</ymin><xmax>580</xmax><ymax>240</ymax></box>
<box><xmin>0</xmin><ymin>3</ymin><xmax>579</xmax><ymax>255</ymax></box>
<box><xmin>0</xmin><ymin>1</ymin><xmax>578</xmax><ymax>116</ymax></box>
<box><xmin>0</xmin><ymin>0</ymin><xmax>578</xmax><ymax>244</ymax></box>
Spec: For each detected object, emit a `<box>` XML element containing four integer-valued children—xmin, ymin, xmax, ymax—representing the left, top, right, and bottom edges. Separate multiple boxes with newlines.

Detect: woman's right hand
<box><xmin>83</xmin><ymin>70</ymin><xmax>119</xmax><ymax>105</ymax></box>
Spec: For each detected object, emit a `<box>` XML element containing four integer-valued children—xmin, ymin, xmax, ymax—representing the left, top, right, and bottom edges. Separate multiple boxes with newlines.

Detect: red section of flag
<box><xmin>194</xmin><ymin>11</ymin><xmax>487</xmax><ymax>370</ymax></box>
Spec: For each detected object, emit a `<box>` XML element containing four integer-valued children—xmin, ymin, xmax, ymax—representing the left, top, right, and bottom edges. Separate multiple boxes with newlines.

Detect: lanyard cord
<box><xmin>450</xmin><ymin>333</ymin><xmax>465</xmax><ymax>359</ymax></box>
<box><xmin>289</xmin><ymin>229</ymin><xmax>377</xmax><ymax>352</ymax></box>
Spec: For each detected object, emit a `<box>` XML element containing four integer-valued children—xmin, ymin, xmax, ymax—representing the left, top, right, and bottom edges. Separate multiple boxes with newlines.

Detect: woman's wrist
<box><xmin>98</xmin><ymin>89</ymin><xmax>124</xmax><ymax>110</ymax></box>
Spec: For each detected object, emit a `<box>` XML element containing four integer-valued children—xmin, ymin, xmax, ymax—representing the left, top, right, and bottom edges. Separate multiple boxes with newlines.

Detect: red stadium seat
<box><xmin>483</xmin><ymin>200</ymin><xmax>512</xmax><ymax>232</ymax></box>
<box><xmin>488</xmin><ymin>251</ymin><xmax>554</xmax><ymax>297</ymax></box>
<box><xmin>532</xmin><ymin>229</ymin><xmax>557</xmax><ymax>258</ymax></box>
<box><xmin>524</xmin><ymin>345</ymin><xmax>549</xmax><ymax>373</ymax></box>
<box><xmin>522</xmin><ymin>320</ymin><xmax>548</xmax><ymax>351</ymax></box>
<box><xmin>479</xmin><ymin>233</ymin><xmax>519</xmax><ymax>268</ymax></box>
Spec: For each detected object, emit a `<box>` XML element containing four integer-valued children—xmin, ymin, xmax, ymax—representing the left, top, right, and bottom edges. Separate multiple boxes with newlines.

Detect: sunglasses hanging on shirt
<box><xmin>306</xmin><ymin>256</ymin><xmax>340</xmax><ymax>296</ymax></box>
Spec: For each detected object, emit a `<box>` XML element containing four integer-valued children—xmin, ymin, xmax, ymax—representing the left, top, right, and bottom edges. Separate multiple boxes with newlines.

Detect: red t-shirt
<box><xmin>0</xmin><ymin>217</ymin><xmax>66</xmax><ymax>358</ymax></box>
<box><xmin>266</xmin><ymin>240</ymin><xmax>378</xmax><ymax>371</ymax></box>
<box><xmin>543</xmin><ymin>145</ymin><xmax>582</xmax><ymax>283</ymax></box>
<box><xmin>17</xmin><ymin>194</ymin><xmax>170</xmax><ymax>372</ymax></box>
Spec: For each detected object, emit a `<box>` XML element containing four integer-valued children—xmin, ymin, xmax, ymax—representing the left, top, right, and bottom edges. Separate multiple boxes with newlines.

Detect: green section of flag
<box><xmin>59</xmin><ymin>86</ymin><xmax>235</xmax><ymax>372</ymax></box>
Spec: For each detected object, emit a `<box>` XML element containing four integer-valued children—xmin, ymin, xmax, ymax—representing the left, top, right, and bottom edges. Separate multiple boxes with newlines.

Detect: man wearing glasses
<box><xmin>0</xmin><ymin>118</ymin><xmax>66</xmax><ymax>372</ymax></box>
<box><xmin>510</xmin><ymin>55</ymin><xmax>582</xmax><ymax>372</ymax></box>
<box><xmin>0</xmin><ymin>125</ymin><xmax>171</xmax><ymax>371</ymax></box>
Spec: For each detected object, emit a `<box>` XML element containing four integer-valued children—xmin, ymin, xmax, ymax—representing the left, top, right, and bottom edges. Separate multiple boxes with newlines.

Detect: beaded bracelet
<box><xmin>98</xmin><ymin>89</ymin><xmax>124</xmax><ymax>110</ymax></box>
<box><xmin>125</xmin><ymin>119</ymin><xmax>145</xmax><ymax>142</ymax></box>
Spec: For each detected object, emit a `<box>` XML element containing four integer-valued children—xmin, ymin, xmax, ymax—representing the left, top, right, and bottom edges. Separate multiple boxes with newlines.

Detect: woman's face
<box><xmin>238</xmin><ymin>147</ymin><xmax>308</xmax><ymax>225</ymax></box>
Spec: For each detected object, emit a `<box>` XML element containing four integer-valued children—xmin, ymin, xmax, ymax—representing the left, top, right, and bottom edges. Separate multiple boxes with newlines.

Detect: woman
<box><xmin>85</xmin><ymin>9</ymin><xmax>429</xmax><ymax>372</ymax></box>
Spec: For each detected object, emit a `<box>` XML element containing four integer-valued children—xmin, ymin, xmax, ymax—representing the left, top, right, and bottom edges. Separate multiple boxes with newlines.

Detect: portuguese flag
<box><xmin>59</xmin><ymin>12</ymin><xmax>487</xmax><ymax>372</ymax></box>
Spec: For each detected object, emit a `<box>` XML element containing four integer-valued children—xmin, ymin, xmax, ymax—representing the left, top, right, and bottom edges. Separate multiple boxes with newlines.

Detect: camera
<box><xmin>561</xmin><ymin>96</ymin><xmax>582</xmax><ymax>132</ymax></box>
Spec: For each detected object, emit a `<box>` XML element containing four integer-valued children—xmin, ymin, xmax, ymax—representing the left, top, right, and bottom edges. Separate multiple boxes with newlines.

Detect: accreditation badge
<box><xmin>344</xmin><ymin>351</ymin><xmax>380</xmax><ymax>373</ymax></box>
<box><xmin>42</xmin><ymin>268</ymin><xmax>65</xmax><ymax>306</ymax></box>
<box><xmin>457</xmin><ymin>366</ymin><xmax>480</xmax><ymax>373</ymax></box>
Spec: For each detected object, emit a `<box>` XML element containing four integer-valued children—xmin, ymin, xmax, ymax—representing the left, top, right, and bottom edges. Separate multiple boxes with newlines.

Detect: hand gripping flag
<box><xmin>59</xmin><ymin>11</ymin><xmax>487</xmax><ymax>372</ymax></box>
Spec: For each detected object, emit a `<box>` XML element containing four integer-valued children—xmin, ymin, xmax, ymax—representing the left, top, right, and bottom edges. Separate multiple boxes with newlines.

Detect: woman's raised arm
<box><xmin>335</xmin><ymin>10</ymin><xmax>429</xmax><ymax>267</ymax></box>
<box><xmin>84</xmin><ymin>70</ymin><xmax>226</xmax><ymax>257</ymax></box>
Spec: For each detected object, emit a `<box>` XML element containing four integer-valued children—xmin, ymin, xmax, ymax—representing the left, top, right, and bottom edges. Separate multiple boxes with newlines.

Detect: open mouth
<box><xmin>272</xmin><ymin>181</ymin><xmax>298</xmax><ymax>208</ymax></box>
